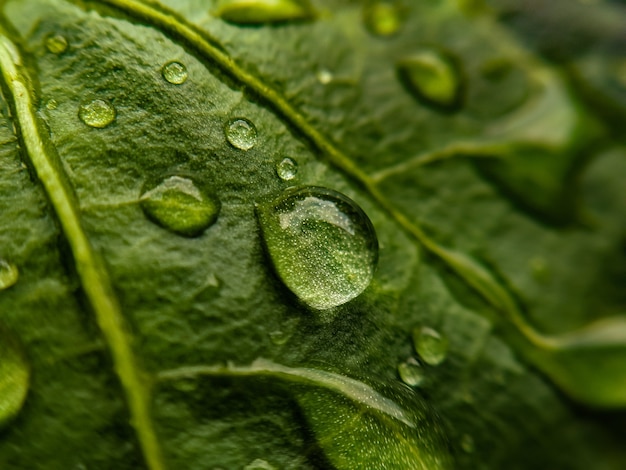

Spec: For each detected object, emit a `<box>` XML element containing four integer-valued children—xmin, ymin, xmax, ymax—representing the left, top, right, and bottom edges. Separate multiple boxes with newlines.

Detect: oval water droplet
<box><xmin>215</xmin><ymin>0</ymin><xmax>314</xmax><ymax>25</ymax></box>
<box><xmin>0</xmin><ymin>260</ymin><xmax>18</xmax><ymax>291</ymax></box>
<box><xmin>243</xmin><ymin>459</ymin><xmax>276</xmax><ymax>470</ymax></box>
<box><xmin>363</xmin><ymin>2</ymin><xmax>402</xmax><ymax>37</ymax></box>
<box><xmin>225</xmin><ymin>118</ymin><xmax>257</xmax><ymax>151</ymax></box>
<box><xmin>397</xmin><ymin>49</ymin><xmax>463</xmax><ymax>112</ymax></box>
<box><xmin>78</xmin><ymin>99</ymin><xmax>115</xmax><ymax>128</ymax></box>
<box><xmin>45</xmin><ymin>34</ymin><xmax>68</xmax><ymax>54</ymax></box>
<box><xmin>276</xmin><ymin>157</ymin><xmax>298</xmax><ymax>181</ymax></box>
<box><xmin>397</xmin><ymin>357</ymin><xmax>424</xmax><ymax>387</ymax></box>
<box><xmin>161</xmin><ymin>61</ymin><xmax>188</xmax><ymax>85</ymax></box>
<box><xmin>0</xmin><ymin>324</ymin><xmax>30</xmax><ymax>429</ymax></box>
<box><xmin>413</xmin><ymin>327</ymin><xmax>448</xmax><ymax>366</ymax></box>
<box><xmin>257</xmin><ymin>186</ymin><xmax>378</xmax><ymax>309</ymax></box>
<box><xmin>140</xmin><ymin>175</ymin><xmax>221</xmax><ymax>237</ymax></box>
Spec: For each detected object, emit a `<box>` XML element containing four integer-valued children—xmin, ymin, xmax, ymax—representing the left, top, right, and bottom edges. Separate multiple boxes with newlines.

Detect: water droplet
<box><xmin>215</xmin><ymin>0</ymin><xmax>314</xmax><ymax>25</ymax></box>
<box><xmin>363</xmin><ymin>2</ymin><xmax>402</xmax><ymax>37</ymax></box>
<box><xmin>257</xmin><ymin>186</ymin><xmax>378</xmax><ymax>309</ymax></box>
<box><xmin>412</xmin><ymin>327</ymin><xmax>448</xmax><ymax>366</ymax></box>
<box><xmin>397</xmin><ymin>49</ymin><xmax>463</xmax><ymax>112</ymax></box>
<box><xmin>45</xmin><ymin>34</ymin><xmax>68</xmax><ymax>54</ymax></box>
<box><xmin>0</xmin><ymin>260</ymin><xmax>18</xmax><ymax>291</ymax></box>
<box><xmin>45</xmin><ymin>99</ymin><xmax>58</xmax><ymax>110</ymax></box>
<box><xmin>316</xmin><ymin>69</ymin><xmax>333</xmax><ymax>85</ymax></box>
<box><xmin>78</xmin><ymin>99</ymin><xmax>115</xmax><ymax>128</ymax></box>
<box><xmin>225</xmin><ymin>118</ymin><xmax>257</xmax><ymax>151</ymax></box>
<box><xmin>397</xmin><ymin>357</ymin><xmax>424</xmax><ymax>387</ymax></box>
<box><xmin>161</xmin><ymin>61</ymin><xmax>188</xmax><ymax>85</ymax></box>
<box><xmin>276</xmin><ymin>157</ymin><xmax>298</xmax><ymax>181</ymax></box>
<box><xmin>140</xmin><ymin>175</ymin><xmax>221</xmax><ymax>237</ymax></box>
<box><xmin>0</xmin><ymin>324</ymin><xmax>30</xmax><ymax>429</ymax></box>
<box><xmin>460</xmin><ymin>433</ymin><xmax>475</xmax><ymax>453</ymax></box>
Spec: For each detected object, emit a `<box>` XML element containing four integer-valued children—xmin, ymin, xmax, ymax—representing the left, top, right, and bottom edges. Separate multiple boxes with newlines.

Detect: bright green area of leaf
<box><xmin>0</xmin><ymin>0</ymin><xmax>625</xmax><ymax>468</ymax></box>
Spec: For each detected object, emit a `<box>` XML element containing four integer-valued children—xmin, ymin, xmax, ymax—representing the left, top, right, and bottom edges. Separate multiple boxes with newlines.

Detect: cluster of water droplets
<box><xmin>397</xmin><ymin>326</ymin><xmax>449</xmax><ymax>388</ymax></box>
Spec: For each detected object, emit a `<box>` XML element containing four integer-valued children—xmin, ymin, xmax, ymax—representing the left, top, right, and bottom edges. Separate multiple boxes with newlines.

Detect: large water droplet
<box><xmin>412</xmin><ymin>327</ymin><xmax>449</xmax><ymax>366</ymax></box>
<box><xmin>215</xmin><ymin>0</ymin><xmax>314</xmax><ymax>25</ymax></box>
<box><xmin>243</xmin><ymin>459</ymin><xmax>276</xmax><ymax>470</ymax></box>
<box><xmin>0</xmin><ymin>260</ymin><xmax>18</xmax><ymax>290</ymax></box>
<box><xmin>397</xmin><ymin>49</ymin><xmax>463</xmax><ymax>112</ymax></box>
<box><xmin>78</xmin><ymin>99</ymin><xmax>115</xmax><ymax>128</ymax></box>
<box><xmin>276</xmin><ymin>157</ymin><xmax>298</xmax><ymax>181</ymax></box>
<box><xmin>45</xmin><ymin>34</ymin><xmax>68</xmax><ymax>54</ymax></box>
<box><xmin>257</xmin><ymin>186</ymin><xmax>378</xmax><ymax>309</ymax></box>
<box><xmin>225</xmin><ymin>118</ymin><xmax>257</xmax><ymax>151</ymax></box>
<box><xmin>363</xmin><ymin>2</ymin><xmax>402</xmax><ymax>37</ymax></box>
<box><xmin>0</xmin><ymin>324</ymin><xmax>30</xmax><ymax>429</ymax></box>
<box><xmin>397</xmin><ymin>357</ymin><xmax>424</xmax><ymax>387</ymax></box>
<box><xmin>140</xmin><ymin>175</ymin><xmax>221</xmax><ymax>237</ymax></box>
<box><xmin>161</xmin><ymin>61</ymin><xmax>188</xmax><ymax>85</ymax></box>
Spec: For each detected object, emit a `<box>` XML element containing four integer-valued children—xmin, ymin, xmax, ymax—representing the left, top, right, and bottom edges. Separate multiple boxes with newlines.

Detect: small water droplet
<box><xmin>78</xmin><ymin>99</ymin><xmax>115</xmax><ymax>128</ymax></box>
<box><xmin>45</xmin><ymin>99</ymin><xmax>58</xmax><ymax>110</ymax></box>
<box><xmin>244</xmin><ymin>459</ymin><xmax>276</xmax><ymax>470</ymax></box>
<box><xmin>316</xmin><ymin>69</ymin><xmax>333</xmax><ymax>85</ymax></box>
<box><xmin>397</xmin><ymin>49</ymin><xmax>463</xmax><ymax>112</ymax></box>
<box><xmin>460</xmin><ymin>433</ymin><xmax>475</xmax><ymax>453</ymax></box>
<box><xmin>161</xmin><ymin>61</ymin><xmax>188</xmax><ymax>85</ymax></box>
<box><xmin>276</xmin><ymin>157</ymin><xmax>298</xmax><ymax>181</ymax></box>
<box><xmin>257</xmin><ymin>186</ymin><xmax>378</xmax><ymax>309</ymax></box>
<box><xmin>140</xmin><ymin>175</ymin><xmax>221</xmax><ymax>237</ymax></box>
<box><xmin>412</xmin><ymin>327</ymin><xmax>448</xmax><ymax>366</ymax></box>
<box><xmin>45</xmin><ymin>34</ymin><xmax>68</xmax><ymax>54</ymax></box>
<box><xmin>225</xmin><ymin>118</ymin><xmax>257</xmax><ymax>151</ymax></box>
<box><xmin>0</xmin><ymin>324</ymin><xmax>29</xmax><ymax>429</ymax></box>
<box><xmin>397</xmin><ymin>357</ymin><xmax>424</xmax><ymax>387</ymax></box>
<box><xmin>215</xmin><ymin>0</ymin><xmax>314</xmax><ymax>25</ymax></box>
<box><xmin>0</xmin><ymin>260</ymin><xmax>19</xmax><ymax>290</ymax></box>
<box><xmin>363</xmin><ymin>2</ymin><xmax>402</xmax><ymax>37</ymax></box>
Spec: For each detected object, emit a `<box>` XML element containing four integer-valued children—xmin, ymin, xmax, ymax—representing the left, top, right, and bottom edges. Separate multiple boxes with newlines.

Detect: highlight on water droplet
<box><xmin>45</xmin><ymin>34</ymin><xmax>68</xmax><ymax>54</ymax></box>
<box><xmin>0</xmin><ymin>324</ymin><xmax>30</xmax><ymax>429</ymax></box>
<box><xmin>243</xmin><ymin>458</ymin><xmax>276</xmax><ymax>470</ymax></box>
<box><xmin>276</xmin><ymin>157</ymin><xmax>298</xmax><ymax>181</ymax></box>
<box><xmin>225</xmin><ymin>118</ymin><xmax>257</xmax><ymax>150</ymax></box>
<box><xmin>78</xmin><ymin>99</ymin><xmax>116</xmax><ymax>128</ymax></box>
<box><xmin>397</xmin><ymin>49</ymin><xmax>463</xmax><ymax>112</ymax></box>
<box><xmin>161</xmin><ymin>61</ymin><xmax>188</xmax><ymax>85</ymax></box>
<box><xmin>215</xmin><ymin>0</ymin><xmax>315</xmax><ymax>25</ymax></box>
<box><xmin>257</xmin><ymin>186</ymin><xmax>378</xmax><ymax>309</ymax></box>
<box><xmin>397</xmin><ymin>357</ymin><xmax>424</xmax><ymax>387</ymax></box>
<box><xmin>363</xmin><ymin>1</ymin><xmax>402</xmax><ymax>37</ymax></box>
<box><xmin>140</xmin><ymin>175</ymin><xmax>221</xmax><ymax>237</ymax></box>
<box><xmin>0</xmin><ymin>260</ymin><xmax>18</xmax><ymax>291</ymax></box>
<box><xmin>412</xmin><ymin>326</ymin><xmax>449</xmax><ymax>366</ymax></box>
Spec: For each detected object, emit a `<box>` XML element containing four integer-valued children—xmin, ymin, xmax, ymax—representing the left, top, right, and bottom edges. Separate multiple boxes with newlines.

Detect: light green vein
<box><xmin>0</xmin><ymin>34</ymin><xmax>166</xmax><ymax>470</ymax></box>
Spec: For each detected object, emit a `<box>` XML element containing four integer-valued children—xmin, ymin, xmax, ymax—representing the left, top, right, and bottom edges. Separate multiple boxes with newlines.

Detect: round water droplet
<box><xmin>78</xmin><ymin>99</ymin><xmax>115</xmax><ymax>128</ymax></box>
<box><xmin>45</xmin><ymin>34</ymin><xmax>68</xmax><ymax>54</ymax></box>
<box><xmin>397</xmin><ymin>357</ymin><xmax>424</xmax><ymax>387</ymax></box>
<box><xmin>316</xmin><ymin>69</ymin><xmax>333</xmax><ymax>85</ymax></box>
<box><xmin>412</xmin><ymin>327</ymin><xmax>448</xmax><ymax>366</ymax></box>
<box><xmin>45</xmin><ymin>99</ymin><xmax>58</xmax><ymax>110</ymax></box>
<box><xmin>363</xmin><ymin>2</ymin><xmax>402</xmax><ymax>37</ymax></box>
<box><xmin>397</xmin><ymin>49</ymin><xmax>463</xmax><ymax>112</ymax></box>
<box><xmin>460</xmin><ymin>433</ymin><xmax>475</xmax><ymax>453</ymax></box>
<box><xmin>225</xmin><ymin>118</ymin><xmax>257</xmax><ymax>151</ymax></box>
<box><xmin>0</xmin><ymin>324</ymin><xmax>30</xmax><ymax>429</ymax></box>
<box><xmin>0</xmin><ymin>260</ymin><xmax>18</xmax><ymax>290</ymax></box>
<box><xmin>257</xmin><ymin>186</ymin><xmax>378</xmax><ymax>310</ymax></box>
<box><xmin>276</xmin><ymin>157</ymin><xmax>298</xmax><ymax>181</ymax></box>
<box><xmin>244</xmin><ymin>459</ymin><xmax>276</xmax><ymax>470</ymax></box>
<box><xmin>140</xmin><ymin>175</ymin><xmax>221</xmax><ymax>237</ymax></box>
<box><xmin>161</xmin><ymin>61</ymin><xmax>188</xmax><ymax>85</ymax></box>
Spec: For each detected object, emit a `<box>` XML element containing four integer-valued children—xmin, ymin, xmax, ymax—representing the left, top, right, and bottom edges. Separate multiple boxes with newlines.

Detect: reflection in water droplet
<box><xmin>244</xmin><ymin>459</ymin><xmax>276</xmax><ymax>470</ymax></box>
<box><xmin>397</xmin><ymin>357</ymin><xmax>424</xmax><ymax>387</ymax></box>
<box><xmin>216</xmin><ymin>0</ymin><xmax>314</xmax><ymax>25</ymax></box>
<box><xmin>276</xmin><ymin>157</ymin><xmax>298</xmax><ymax>181</ymax></box>
<box><xmin>460</xmin><ymin>434</ymin><xmax>475</xmax><ymax>453</ymax></box>
<box><xmin>0</xmin><ymin>260</ymin><xmax>18</xmax><ymax>291</ymax></box>
<box><xmin>161</xmin><ymin>61</ymin><xmax>188</xmax><ymax>85</ymax></box>
<box><xmin>78</xmin><ymin>99</ymin><xmax>115</xmax><ymax>128</ymax></box>
<box><xmin>363</xmin><ymin>2</ymin><xmax>402</xmax><ymax>37</ymax></box>
<box><xmin>413</xmin><ymin>327</ymin><xmax>448</xmax><ymax>366</ymax></box>
<box><xmin>225</xmin><ymin>118</ymin><xmax>257</xmax><ymax>150</ymax></box>
<box><xmin>45</xmin><ymin>99</ymin><xmax>58</xmax><ymax>110</ymax></box>
<box><xmin>0</xmin><ymin>324</ymin><xmax>29</xmax><ymax>429</ymax></box>
<box><xmin>140</xmin><ymin>175</ymin><xmax>221</xmax><ymax>237</ymax></box>
<box><xmin>257</xmin><ymin>186</ymin><xmax>378</xmax><ymax>309</ymax></box>
<box><xmin>316</xmin><ymin>69</ymin><xmax>333</xmax><ymax>85</ymax></box>
<box><xmin>397</xmin><ymin>49</ymin><xmax>463</xmax><ymax>112</ymax></box>
<box><xmin>45</xmin><ymin>34</ymin><xmax>68</xmax><ymax>54</ymax></box>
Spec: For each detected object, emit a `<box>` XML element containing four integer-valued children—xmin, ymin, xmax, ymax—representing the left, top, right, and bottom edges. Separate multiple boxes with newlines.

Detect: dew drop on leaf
<box><xmin>0</xmin><ymin>324</ymin><xmax>30</xmax><ymax>429</ymax></box>
<box><xmin>161</xmin><ymin>61</ymin><xmax>188</xmax><ymax>85</ymax></box>
<box><xmin>78</xmin><ymin>99</ymin><xmax>116</xmax><ymax>128</ymax></box>
<box><xmin>140</xmin><ymin>175</ymin><xmax>221</xmax><ymax>237</ymax></box>
<box><xmin>397</xmin><ymin>49</ymin><xmax>463</xmax><ymax>112</ymax></box>
<box><xmin>45</xmin><ymin>34</ymin><xmax>68</xmax><ymax>54</ymax></box>
<box><xmin>413</xmin><ymin>326</ymin><xmax>449</xmax><ymax>366</ymax></box>
<box><xmin>45</xmin><ymin>99</ymin><xmax>58</xmax><ymax>110</ymax></box>
<box><xmin>397</xmin><ymin>357</ymin><xmax>424</xmax><ymax>387</ymax></box>
<box><xmin>215</xmin><ymin>0</ymin><xmax>314</xmax><ymax>25</ymax></box>
<box><xmin>243</xmin><ymin>458</ymin><xmax>276</xmax><ymax>470</ymax></box>
<box><xmin>363</xmin><ymin>1</ymin><xmax>402</xmax><ymax>37</ymax></box>
<box><xmin>225</xmin><ymin>118</ymin><xmax>257</xmax><ymax>150</ymax></box>
<box><xmin>276</xmin><ymin>157</ymin><xmax>298</xmax><ymax>181</ymax></box>
<box><xmin>0</xmin><ymin>259</ymin><xmax>18</xmax><ymax>290</ymax></box>
<box><xmin>257</xmin><ymin>186</ymin><xmax>378</xmax><ymax>309</ymax></box>
<box><xmin>316</xmin><ymin>69</ymin><xmax>333</xmax><ymax>84</ymax></box>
